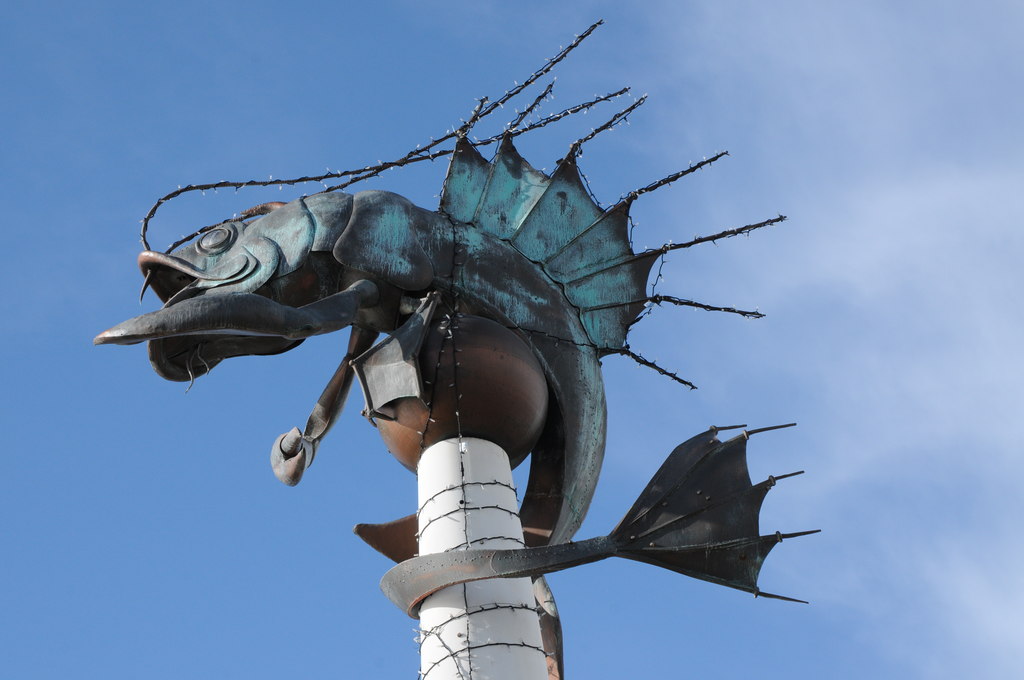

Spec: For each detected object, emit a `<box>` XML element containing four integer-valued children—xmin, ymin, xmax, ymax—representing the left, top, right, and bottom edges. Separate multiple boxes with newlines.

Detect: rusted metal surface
<box><xmin>533</xmin><ymin>576</ymin><xmax>564</xmax><ymax>680</ymax></box>
<box><xmin>364</xmin><ymin>311</ymin><xmax>550</xmax><ymax>470</ymax></box>
<box><xmin>353</xmin><ymin>515</ymin><xmax>419</xmax><ymax>564</ymax></box>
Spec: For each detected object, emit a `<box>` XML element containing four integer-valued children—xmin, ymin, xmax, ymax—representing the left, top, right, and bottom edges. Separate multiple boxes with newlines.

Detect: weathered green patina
<box><xmin>96</xmin><ymin>135</ymin><xmax>655</xmax><ymax>547</ymax></box>
<box><xmin>94</xmin><ymin>22</ymin><xmax>814</xmax><ymax>678</ymax></box>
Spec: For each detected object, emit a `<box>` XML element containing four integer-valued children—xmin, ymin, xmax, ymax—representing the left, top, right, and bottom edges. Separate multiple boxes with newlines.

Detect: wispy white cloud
<box><xmin>635</xmin><ymin>2</ymin><xmax>1024</xmax><ymax>677</ymax></box>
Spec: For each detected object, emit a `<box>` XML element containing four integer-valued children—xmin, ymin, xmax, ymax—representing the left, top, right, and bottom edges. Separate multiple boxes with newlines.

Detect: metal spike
<box><xmin>746</xmin><ymin>423</ymin><xmax>797</xmax><ymax>436</ymax></box>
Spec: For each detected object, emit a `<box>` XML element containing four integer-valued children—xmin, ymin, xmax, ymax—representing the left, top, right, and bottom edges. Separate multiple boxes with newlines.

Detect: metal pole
<box><xmin>417</xmin><ymin>436</ymin><xmax>548</xmax><ymax>680</ymax></box>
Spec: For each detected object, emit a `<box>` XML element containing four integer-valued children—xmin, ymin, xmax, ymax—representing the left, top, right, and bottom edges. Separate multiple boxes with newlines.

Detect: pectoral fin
<box><xmin>95</xmin><ymin>280</ymin><xmax>378</xmax><ymax>345</ymax></box>
<box><xmin>353</xmin><ymin>514</ymin><xmax>419</xmax><ymax>563</ymax></box>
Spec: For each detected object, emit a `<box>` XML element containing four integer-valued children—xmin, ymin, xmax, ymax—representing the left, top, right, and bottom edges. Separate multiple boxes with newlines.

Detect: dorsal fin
<box><xmin>510</xmin><ymin>154</ymin><xmax>604</xmax><ymax>262</ymax></box>
<box><xmin>538</xmin><ymin>201</ymin><xmax>656</xmax><ymax>351</ymax></box>
<box><xmin>472</xmin><ymin>136</ymin><xmax>549</xmax><ymax>238</ymax></box>
<box><xmin>440</xmin><ymin>136</ymin><xmax>490</xmax><ymax>223</ymax></box>
<box><xmin>568</xmin><ymin>252</ymin><xmax>659</xmax><ymax>350</ymax></box>
<box><xmin>442</xmin><ymin>137</ymin><xmax>656</xmax><ymax>351</ymax></box>
<box><xmin>543</xmin><ymin>202</ymin><xmax>632</xmax><ymax>281</ymax></box>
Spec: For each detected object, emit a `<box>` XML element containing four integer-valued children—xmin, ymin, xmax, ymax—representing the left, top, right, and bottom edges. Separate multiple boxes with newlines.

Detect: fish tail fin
<box><xmin>608</xmin><ymin>426</ymin><xmax>819</xmax><ymax>600</ymax></box>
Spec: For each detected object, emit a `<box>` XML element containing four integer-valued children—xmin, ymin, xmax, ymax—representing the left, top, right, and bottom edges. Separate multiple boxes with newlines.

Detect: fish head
<box><xmin>97</xmin><ymin>197</ymin><xmax>354</xmax><ymax>382</ymax></box>
<box><xmin>144</xmin><ymin>198</ymin><xmax>324</xmax><ymax>300</ymax></box>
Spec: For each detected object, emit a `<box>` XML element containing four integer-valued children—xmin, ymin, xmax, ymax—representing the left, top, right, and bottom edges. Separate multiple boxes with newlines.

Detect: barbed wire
<box><xmin>419</xmin><ymin>503</ymin><xmax>523</xmax><ymax>540</ymax></box>
<box><xmin>418</xmin><ymin>480</ymin><xmax>519</xmax><ymax>517</ymax></box>
<box><xmin>620</xmin><ymin>151</ymin><xmax>729</xmax><ymax>205</ymax></box>
<box><xmin>646</xmin><ymin>294</ymin><xmax>764</xmax><ymax>318</ymax></box>
<box><xmin>507</xmin><ymin>80</ymin><xmax>555</xmax><ymax>131</ymax></box>
<box><xmin>140</xmin><ymin>19</ymin><xmax>608</xmax><ymax>251</ymax></box>
<box><xmin>639</xmin><ymin>213</ymin><xmax>785</xmax><ymax>314</ymax></box>
<box><xmin>612</xmin><ymin>346</ymin><xmax>697</xmax><ymax>390</ymax></box>
<box><xmin>654</xmin><ymin>214</ymin><xmax>787</xmax><ymax>254</ymax></box>
<box><xmin>145</xmin><ymin>85</ymin><xmax>633</xmax><ymax>253</ymax></box>
<box><xmin>420</xmin><ymin>639</ymin><xmax>548</xmax><ymax>680</ymax></box>
<box><xmin>569</xmin><ymin>95</ymin><xmax>647</xmax><ymax>157</ymax></box>
<box><xmin>420</xmin><ymin>603</ymin><xmax>540</xmax><ymax>634</ymax></box>
<box><xmin>136</xmin><ymin>16</ymin><xmax>784</xmax><ymax>422</ymax></box>
<box><xmin>590</xmin><ymin>295</ymin><xmax>764</xmax><ymax>319</ymax></box>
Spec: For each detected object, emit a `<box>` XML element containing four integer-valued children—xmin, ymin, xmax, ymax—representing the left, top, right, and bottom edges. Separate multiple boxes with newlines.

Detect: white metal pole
<box><xmin>416</xmin><ymin>436</ymin><xmax>547</xmax><ymax>680</ymax></box>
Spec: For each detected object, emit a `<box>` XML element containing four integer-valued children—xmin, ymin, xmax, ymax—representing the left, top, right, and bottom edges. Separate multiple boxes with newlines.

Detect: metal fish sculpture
<box><xmin>94</xmin><ymin>130</ymin><xmax>809</xmax><ymax>578</ymax></box>
<box><xmin>97</xmin><ymin>135</ymin><xmax>669</xmax><ymax>547</ymax></box>
<box><xmin>95</xmin><ymin>21</ymin><xmax>815</xmax><ymax>675</ymax></box>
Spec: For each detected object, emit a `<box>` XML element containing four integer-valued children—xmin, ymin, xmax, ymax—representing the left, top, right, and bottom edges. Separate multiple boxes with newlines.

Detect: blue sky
<box><xmin>3</xmin><ymin>2</ymin><xmax>1022</xmax><ymax>678</ymax></box>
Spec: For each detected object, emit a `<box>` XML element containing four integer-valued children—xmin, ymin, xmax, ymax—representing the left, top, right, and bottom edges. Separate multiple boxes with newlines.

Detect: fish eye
<box><xmin>196</xmin><ymin>225</ymin><xmax>236</xmax><ymax>254</ymax></box>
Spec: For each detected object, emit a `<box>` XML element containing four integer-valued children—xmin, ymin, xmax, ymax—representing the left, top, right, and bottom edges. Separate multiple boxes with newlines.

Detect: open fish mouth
<box><xmin>139</xmin><ymin>251</ymin><xmax>200</xmax><ymax>303</ymax></box>
<box><xmin>96</xmin><ymin>250</ymin><xmax>307</xmax><ymax>381</ymax></box>
<box><xmin>98</xmin><ymin>249</ymin><xmax>291</xmax><ymax>381</ymax></box>
<box><xmin>96</xmin><ymin>267</ymin><xmax>378</xmax><ymax>382</ymax></box>
<box><xmin>138</xmin><ymin>250</ymin><xmax>255</xmax><ymax>303</ymax></box>
<box><xmin>94</xmin><ymin>289</ymin><xmax>309</xmax><ymax>381</ymax></box>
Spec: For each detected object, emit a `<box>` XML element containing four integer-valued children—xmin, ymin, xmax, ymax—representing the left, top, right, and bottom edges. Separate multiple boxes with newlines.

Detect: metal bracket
<box><xmin>352</xmin><ymin>293</ymin><xmax>439</xmax><ymax>423</ymax></box>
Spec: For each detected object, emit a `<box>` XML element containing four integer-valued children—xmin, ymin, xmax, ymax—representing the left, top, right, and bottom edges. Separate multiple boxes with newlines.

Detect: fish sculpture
<box><xmin>96</xmin><ymin>135</ymin><xmax>676</xmax><ymax>546</ymax></box>
<box><xmin>95</xmin><ymin>131</ymin><xmax>809</xmax><ymax>576</ymax></box>
<box><xmin>95</xmin><ymin>21</ymin><xmax>815</xmax><ymax>677</ymax></box>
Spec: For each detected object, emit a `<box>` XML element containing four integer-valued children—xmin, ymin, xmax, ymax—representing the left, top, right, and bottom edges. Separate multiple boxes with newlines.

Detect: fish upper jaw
<box><xmin>138</xmin><ymin>250</ymin><xmax>256</xmax><ymax>303</ymax></box>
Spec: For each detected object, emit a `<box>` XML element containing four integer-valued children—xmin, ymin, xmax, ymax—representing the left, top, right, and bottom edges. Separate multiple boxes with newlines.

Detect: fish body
<box><xmin>97</xmin><ymin>137</ymin><xmax>655</xmax><ymax>546</ymax></box>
